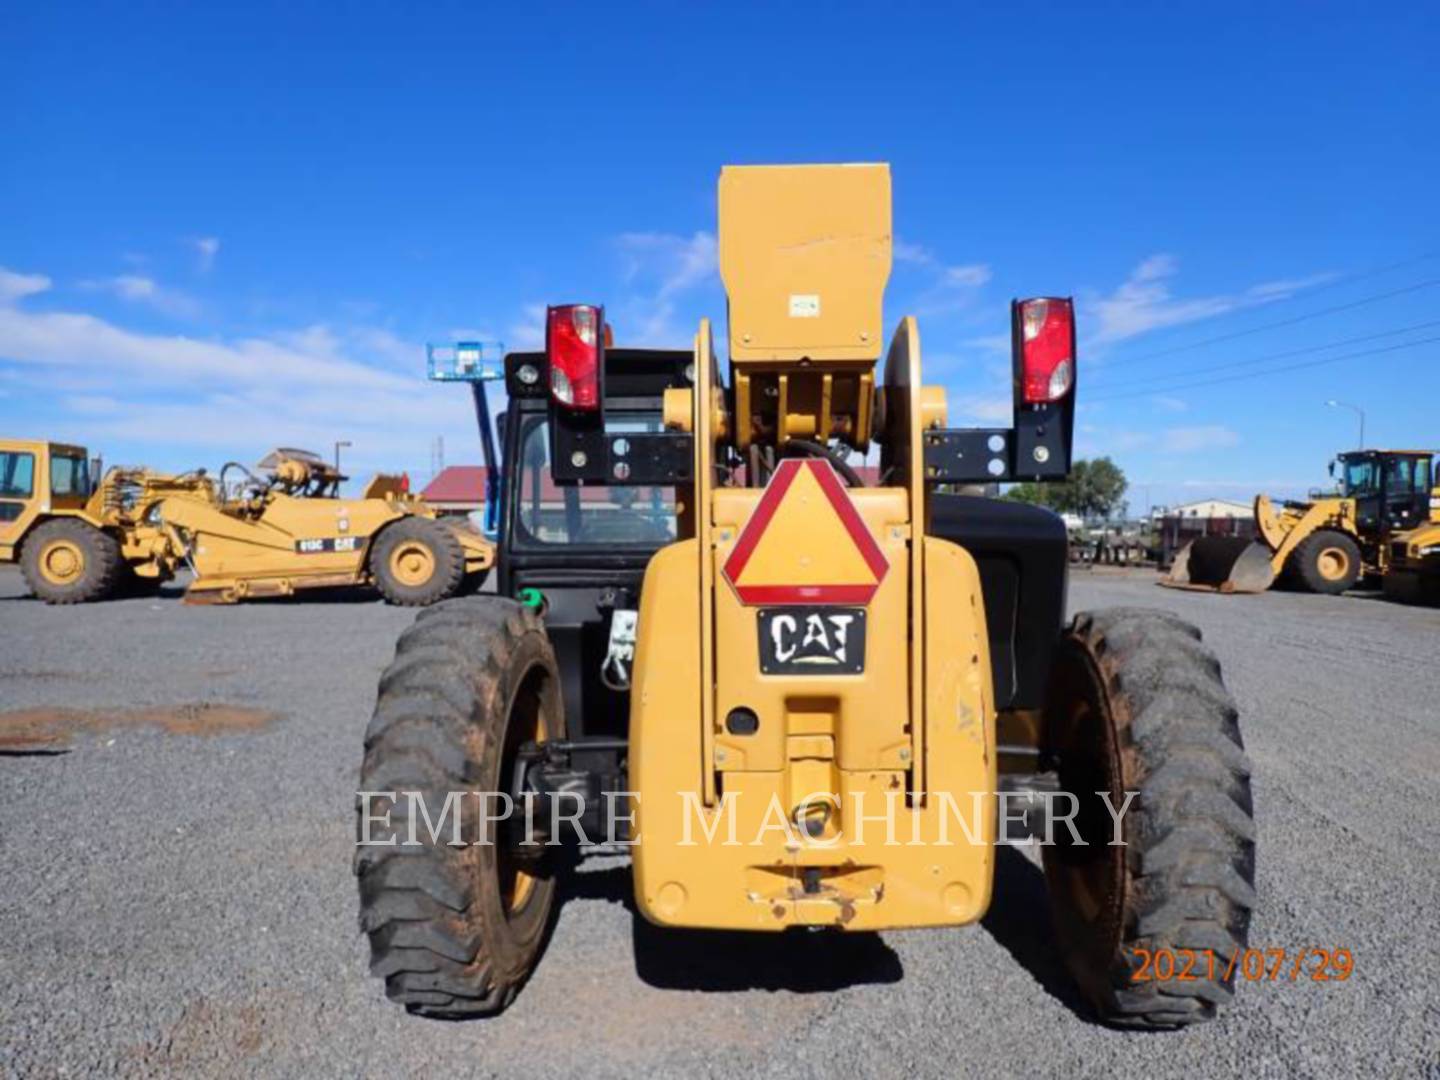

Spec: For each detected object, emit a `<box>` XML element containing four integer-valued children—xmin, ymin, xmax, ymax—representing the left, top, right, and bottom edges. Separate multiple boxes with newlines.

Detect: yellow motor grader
<box><xmin>355</xmin><ymin>165</ymin><xmax>1255</xmax><ymax>1028</ymax></box>
<box><xmin>1163</xmin><ymin>449</ymin><xmax>1438</xmax><ymax>594</ymax></box>
<box><xmin>0</xmin><ymin>440</ymin><xmax>492</xmax><ymax>605</ymax></box>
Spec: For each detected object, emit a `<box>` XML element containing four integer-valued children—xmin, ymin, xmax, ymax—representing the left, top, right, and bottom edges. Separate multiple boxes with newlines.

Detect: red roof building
<box><xmin>422</xmin><ymin>466</ymin><xmax>487</xmax><ymax>512</ymax></box>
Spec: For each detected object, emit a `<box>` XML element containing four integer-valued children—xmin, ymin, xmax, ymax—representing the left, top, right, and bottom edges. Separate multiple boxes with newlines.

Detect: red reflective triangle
<box><xmin>721</xmin><ymin>458</ymin><xmax>889</xmax><ymax>605</ymax></box>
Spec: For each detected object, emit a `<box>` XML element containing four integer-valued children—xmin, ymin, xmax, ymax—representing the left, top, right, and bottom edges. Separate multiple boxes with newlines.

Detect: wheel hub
<box><xmin>1318</xmin><ymin>547</ymin><xmax>1350</xmax><ymax>581</ymax></box>
<box><xmin>499</xmin><ymin>685</ymin><xmax>548</xmax><ymax>916</ymax></box>
<box><xmin>388</xmin><ymin>541</ymin><xmax>435</xmax><ymax>587</ymax></box>
<box><xmin>41</xmin><ymin>540</ymin><xmax>85</xmax><ymax>585</ymax></box>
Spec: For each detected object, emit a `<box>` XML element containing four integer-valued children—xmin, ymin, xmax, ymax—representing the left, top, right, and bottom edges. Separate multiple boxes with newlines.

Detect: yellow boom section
<box><xmin>631</xmin><ymin>164</ymin><xmax>995</xmax><ymax>930</ymax></box>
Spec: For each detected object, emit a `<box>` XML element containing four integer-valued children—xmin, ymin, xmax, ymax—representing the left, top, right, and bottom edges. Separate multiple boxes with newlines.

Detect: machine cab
<box><xmin>0</xmin><ymin>439</ymin><xmax>95</xmax><ymax>557</ymax></box>
<box><xmin>1337</xmin><ymin>450</ymin><xmax>1436</xmax><ymax>533</ymax></box>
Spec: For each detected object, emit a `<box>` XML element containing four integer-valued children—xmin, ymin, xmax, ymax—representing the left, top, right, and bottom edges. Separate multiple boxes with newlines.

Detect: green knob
<box><xmin>517</xmin><ymin>587</ymin><xmax>545</xmax><ymax>609</ymax></box>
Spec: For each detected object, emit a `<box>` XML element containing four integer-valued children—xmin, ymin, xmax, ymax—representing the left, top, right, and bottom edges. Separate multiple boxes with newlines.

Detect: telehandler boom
<box><xmin>355</xmin><ymin>165</ymin><xmax>1256</xmax><ymax>1027</ymax></box>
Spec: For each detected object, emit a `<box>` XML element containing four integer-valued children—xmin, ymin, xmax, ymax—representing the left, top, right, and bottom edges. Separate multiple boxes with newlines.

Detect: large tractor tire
<box><xmin>1287</xmin><ymin>530</ymin><xmax>1361</xmax><ymax>595</ymax></box>
<box><xmin>355</xmin><ymin>598</ymin><xmax>564</xmax><ymax>1018</ymax></box>
<box><xmin>369</xmin><ymin>517</ymin><xmax>465</xmax><ymax>606</ymax></box>
<box><xmin>20</xmin><ymin>518</ymin><xmax>122</xmax><ymax>604</ymax></box>
<box><xmin>1042</xmin><ymin>608</ymin><xmax>1256</xmax><ymax>1028</ymax></box>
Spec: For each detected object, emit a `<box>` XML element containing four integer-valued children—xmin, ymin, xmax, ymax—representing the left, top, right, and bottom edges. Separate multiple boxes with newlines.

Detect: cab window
<box><xmin>1379</xmin><ymin>456</ymin><xmax>1434</xmax><ymax>496</ymax></box>
<box><xmin>0</xmin><ymin>451</ymin><xmax>35</xmax><ymax>498</ymax></box>
<box><xmin>514</xmin><ymin>415</ymin><xmax>677</xmax><ymax>547</ymax></box>
<box><xmin>49</xmin><ymin>454</ymin><xmax>91</xmax><ymax>497</ymax></box>
<box><xmin>1342</xmin><ymin>458</ymin><xmax>1378</xmax><ymax>497</ymax></box>
<box><xmin>1404</xmin><ymin>457</ymin><xmax>1432</xmax><ymax>494</ymax></box>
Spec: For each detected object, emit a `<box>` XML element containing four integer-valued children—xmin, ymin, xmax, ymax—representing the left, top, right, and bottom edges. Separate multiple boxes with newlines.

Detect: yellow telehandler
<box><xmin>1163</xmin><ymin>449</ymin><xmax>1438</xmax><ymax>594</ymax></box>
<box><xmin>0</xmin><ymin>440</ymin><xmax>492</xmax><ymax>605</ymax></box>
<box><xmin>355</xmin><ymin>164</ymin><xmax>1255</xmax><ymax>1028</ymax></box>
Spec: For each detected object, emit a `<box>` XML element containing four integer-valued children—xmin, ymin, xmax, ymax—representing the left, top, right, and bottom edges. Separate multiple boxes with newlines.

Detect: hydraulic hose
<box><xmin>783</xmin><ymin>439</ymin><xmax>866</xmax><ymax>487</ymax></box>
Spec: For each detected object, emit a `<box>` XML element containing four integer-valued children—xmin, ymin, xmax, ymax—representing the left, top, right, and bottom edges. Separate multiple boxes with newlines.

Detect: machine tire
<box><xmin>20</xmin><ymin>518</ymin><xmax>122</xmax><ymax>604</ymax></box>
<box><xmin>1288</xmin><ymin>530</ymin><xmax>1361</xmax><ymax>595</ymax></box>
<box><xmin>370</xmin><ymin>517</ymin><xmax>465</xmax><ymax>606</ymax></box>
<box><xmin>355</xmin><ymin>598</ymin><xmax>564</xmax><ymax>1018</ymax></box>
<box><xmin>1041</xmin><ymin>608</ymin><xmax>1256</xmax><ymax>1028</ymax></box>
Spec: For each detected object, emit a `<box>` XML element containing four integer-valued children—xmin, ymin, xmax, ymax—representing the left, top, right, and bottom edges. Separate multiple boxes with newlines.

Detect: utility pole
<box><xmin>1326</xmin><ymin>400</ymin><xmax>1364</xmax><ymax>449</ymax></box>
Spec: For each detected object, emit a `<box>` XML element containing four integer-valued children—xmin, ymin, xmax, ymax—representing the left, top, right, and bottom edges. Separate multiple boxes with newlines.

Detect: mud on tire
<box><xmin>20</xmin><ymin>518</ymin><xmax>122</xmax><ymax>604</ymax></box>
<box><xmin>355</xmin><ymin>598</ymin><xmax>564</xmax><ymax>1018</ymax></box>
<box><xmin>369</xmin><ymin>517</ymin><xmax>466</xmax><ymax>606</ymax></box>
<box><xmin>1042</xmin><ymin>607</ymin><xmax>1256</xmax><ymax>1028</ymax></box>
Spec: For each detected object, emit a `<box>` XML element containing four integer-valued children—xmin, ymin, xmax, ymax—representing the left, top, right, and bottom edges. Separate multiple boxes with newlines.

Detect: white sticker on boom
<box><xmin>789</xmin><ymin>294</ymin><xmax>821</xmax><ymax>318</ymax></box>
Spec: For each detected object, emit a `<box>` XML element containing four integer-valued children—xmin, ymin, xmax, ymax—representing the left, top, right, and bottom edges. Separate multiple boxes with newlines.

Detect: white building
<box><xmin>1162</xmin><ymin>498</ymin><xmax>1253</xmax><ymax>521</ymax></box>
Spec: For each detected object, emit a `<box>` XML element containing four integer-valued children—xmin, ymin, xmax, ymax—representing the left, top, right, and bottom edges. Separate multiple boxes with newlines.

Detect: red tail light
<box><xmin>1017</xmin><ymin>297</ymin><xmax>1075</xmax><ymax>404</ymax></box>
<box><xmin>546</xmin><ymin>304</ymin><xmax>603</xmax><ymax>411</ymax></box>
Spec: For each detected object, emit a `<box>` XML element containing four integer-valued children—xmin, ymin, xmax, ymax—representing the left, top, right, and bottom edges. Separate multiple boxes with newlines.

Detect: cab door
<box><xmin>1342</xmin><ymin>455</ymin><xmax>1382</xmax><ymax>532</ymax></box>
<box><xmin>1382</xmin><ymin>455</ymin><xmax>1430</xmax><ymax>532</ymax></box>
<box><xmin>0</xmin><ymin>446</ymin><xmax>40</xmax><ymax>555</ymax></box>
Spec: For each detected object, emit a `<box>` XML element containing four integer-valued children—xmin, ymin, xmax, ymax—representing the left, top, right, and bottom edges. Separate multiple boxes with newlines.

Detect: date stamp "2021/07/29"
<box><xmin>1129</xmin><ymin>948</ymin><xmax>1354</xmax><ymax>984</ymax></box>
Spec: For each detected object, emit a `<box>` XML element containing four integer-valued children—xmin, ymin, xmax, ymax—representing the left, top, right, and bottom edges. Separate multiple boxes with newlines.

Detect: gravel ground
<box><xmin>1</xmin><ymin>565</ymin><xmax>1438</xmax><ymax>1078</ymax></box>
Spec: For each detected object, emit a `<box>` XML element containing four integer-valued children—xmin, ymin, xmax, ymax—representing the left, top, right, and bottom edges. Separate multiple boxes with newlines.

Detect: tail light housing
<box><xmin>1015</xmin><ymin>297</ymin><xmax>1075</xmax><ymax>405</ymax></box>
<box><xmin>546</xmin><ymin>304</ymin><xmax>604</xmax><ymax>411</ymax></box>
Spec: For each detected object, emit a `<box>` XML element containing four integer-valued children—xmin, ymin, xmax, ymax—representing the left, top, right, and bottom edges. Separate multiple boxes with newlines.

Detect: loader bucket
<box><xmin>1162</xmin><ymin>537</ymin><xmax>1276</xmax><ymax>594</ymax></box>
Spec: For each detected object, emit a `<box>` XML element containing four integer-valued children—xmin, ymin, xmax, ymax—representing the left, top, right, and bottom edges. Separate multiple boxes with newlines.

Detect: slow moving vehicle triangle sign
<box><xmin>721</xmin><ymin>458</ymin><xmax>889</xmax><ymax>605</ymax></box>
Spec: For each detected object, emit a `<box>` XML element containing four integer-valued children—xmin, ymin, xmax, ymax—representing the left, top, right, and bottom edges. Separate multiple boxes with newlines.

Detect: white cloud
<box><xmin>507</xmin><ymin>303</ymin><xmax>547</xmax><ymax>350</ymax></box>
<box><xmin>892</xmin><ymin>237</ymin><xmax>992</xmax><ymax>317</ymax></box>
<box><xmin>1246</xmin><ymin>273</ymin><xmax>1333</xmax><ymax>299</ymax></box>
<box><xmin>617</xmin><ymin>231</ymin><xmax>717</xmax><ymax>298</ymax></box>
<box><xmin>0</xmin><ymin>274</ymin><xmax>480</xmax><ymax>477</ymax></box>
<box><xmin>0</xmin><ymin>267</ymin><xmax>51</xmax><ymax>304</ymax></box>
<box><xmin>0</xmin><ymin>306</ymin><xmax>412</xmax><ymax>393</ymax></box>
<box><xmin>943</xmin><ymin>264</ymin><xmax>992</xmax><ymax>288</ymax></box>
<box><xmin>192</xmin><ymin>236</ymin><xmax>220</xmax><ymax>272</ymax></box>
<box><xmin>81</xmin><ymin>274</ymin><xmax>201</xmax><ymax>319</ymax></box>
<box><xmin>892</xmin><ymin>240</ymin><xmax>934</xmax><ymax>265</ymax></box>
<box><xmin>62</xmin><ymin>394</ymin><xmax>124</xmax><ymax>415</ymax></box>
<box><xmin>612</xmin><ymin>231</ymin><xmax>720</xmax><ymax>347</ymax></box>
<box><xmin>1133</xmin><ymin>254</ymin><xmax>1178</xmax><ymax>281</ymax></box>
<box><xmin>1089</xmin><ymin>254</ymin><xmax>1334</xmax><ymax>344</ymax></box>
<box><xmin>349</xmin><ymin>325</ymin><xmax>422</xmax><ymax>370</ymax></box>
<box><xmin>0</xmin><ymin>288</ymin><xmax>483</xmax><ymax>480</ymax></box>
<box><xmin>1152</xmin><ymin>395</ymin><xmax>1188</xmax><ymax>413</ymax></box>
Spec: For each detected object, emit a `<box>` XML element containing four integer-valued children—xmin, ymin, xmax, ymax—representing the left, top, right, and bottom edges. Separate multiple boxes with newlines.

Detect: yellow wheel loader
<box><xmin>0</xmin><ymin>440</ymin><xmax>492</xmax><ymax>605</ymax></box>
<box><xmin>1383</xmin><ymin>518</ymin><xmax>1440</xmax><ymax>604</ymax></box>
<box><xmin>1163</xmin><ymin>449</ymin><xmax>1438</xmax><ymax>594</ymax></box>
<box><xmin>355</xmin><ymin>165</ymin><xmax>1255</xmax><ymax>1028</ymax></box>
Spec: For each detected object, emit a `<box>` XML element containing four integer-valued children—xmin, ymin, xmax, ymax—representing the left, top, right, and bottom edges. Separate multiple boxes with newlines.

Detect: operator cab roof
<box><xmin>1337</xmin><ymin>449</ymin><xmax>1438</xmax><ymax>458</ymax></box>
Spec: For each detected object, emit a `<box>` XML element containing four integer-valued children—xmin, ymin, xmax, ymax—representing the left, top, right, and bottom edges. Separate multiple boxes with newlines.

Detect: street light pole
<box><xmin>1325</xmin><ymin>400</ymin><xmax>1364</xmax><ymax>449</ymax></box>
<box><xmin>334</xmin><ymin>439</ymin><xmax>353</xmax><ymax>474</ymax></box>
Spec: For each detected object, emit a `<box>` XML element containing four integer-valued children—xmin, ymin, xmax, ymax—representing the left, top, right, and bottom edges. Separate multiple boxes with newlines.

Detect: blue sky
<box><xmin>3</xmin><ymin>2</ymin><xmax>1436</xmax><ymax>512</ymax></box>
